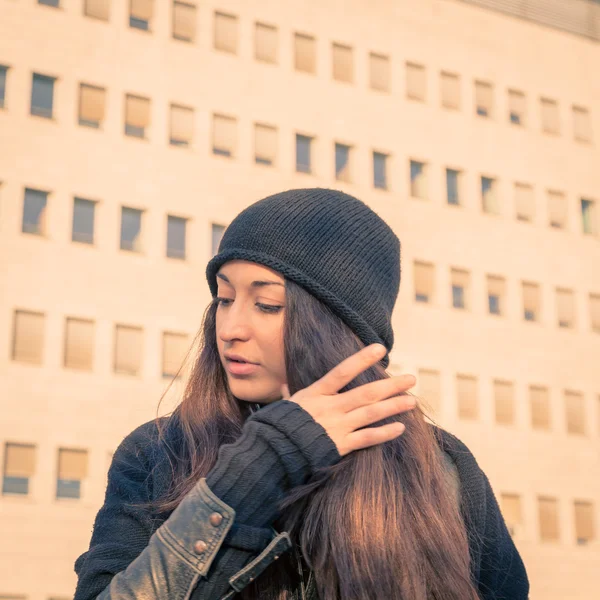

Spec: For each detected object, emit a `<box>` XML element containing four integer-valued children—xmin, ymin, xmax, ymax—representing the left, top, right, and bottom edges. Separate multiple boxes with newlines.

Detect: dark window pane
<box><xmin>31</xmin><ymin>73</ymin><xmax>55</xmax><ymax>118</ymax></box>
<box><xmin>481</xmin><ymin>177</ymin><xmax>493</xmax><ymax>196</ymax></box>
<box><xmin>125</xmin><ymin>124</ymin><xmax>145</xmax><ymax>138</ymax></box>
<box><xmin>56</xmin><ymin>479</ymin><xmax>81</xmax><ymax>499</ymax></box>
<box><xmin>255</xmin><ymin>156</ymin><xmax>271</xmax><ymax>166</ymax></box>
<box><xmin>212</xmin><ymin>147</ymin><xmax>231</xmax><ymax>157</ymax></box>
<box><xmin>415</xmin><ymin>293</ymin><xmax>429</xmax><ymax>303</ymax></box>
<box><xmin>0</xmin><ymin>66</ymin><xmax>7</xmax><ymax>108</ymax></box>
<box><xmin>39</xmin><ymin>0</ymin><xmax>60</xmax><ymax>6</ymax></box>
<box><xmin>211</xmin><ymin>224</ymin><xmax>225</xmax><ymax>256</ymax></box>
<box><xmin>373</xmin><ymin>152</ymin><xmax>387</xmax><ymax>189</ymax></box>
<box><xmin>130</xmin><ymin>16</ymin><xmax>149</xmax><ymax>30</ymax></box>
<box><xmin>296</xmin><ymin>135</ymin><xmax>311</xmax><ymax>173</ymax></box>
<box><xmin>452</xmin><ymin>285</ymin><xmax>465</xmax><ymax>308</ymax></box>
<box><xmin>410</xmin><ymin>160</ymin><xmax>423</xmax><ymax>182</ymax></box>
<box><xmin>489</xmin><ymin>294</ymin><xmax>500</xmax><ymax>315</ymax></box>
<box><xmin>581</xmin><ymin>199</ymin><xmax>594</xmax><ymax>234</ymax></box>
<box><xmin>2</xmin><ymin>476</ymin><xmax>29</xmax><ymax>495</ymax></box>
<box><xmin>22</xmin><ymin>188</ymin><xmax>47</xmax><ymax>235</ymax></box>
<box><xmin>446</xmin><ymin>169</ymin><xmax>459</xmax><ymax>205</ymax></box>
<box><xmin>335</xmin><ymin>144</ymin><xmax>350</xmax><ymax>179</ymax></box>
<box><xmin>80</xmin><ymin>118</ymin><xmax>100</xmax><ymax>129</ymax></box>
<box><xmin>510</xmin><ymin>112</ymin><xmax>521</xmax><ymax>125</ymax></box>
<box><xmin>524</xmin><ymin>309</ymin><xmax>535</xmax><ymax>321</ymax></box>
<box><xmin>120</xmin><ymin>207</ymin><xmax>142</xmax><ymax>251</ymax></box>
<box><xmin>167</xmin><ymin>216</ymin><xmax>186</xmax><ymax>259</ymax></box>
<box><xmin>72</xmin><ymin>198</ymin><xmax>95</xmax><ymax>244</ymax></box>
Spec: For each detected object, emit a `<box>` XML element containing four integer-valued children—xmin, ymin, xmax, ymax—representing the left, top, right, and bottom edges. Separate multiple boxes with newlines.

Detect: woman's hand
<box><xmin>281</xmin><ymin>344</ymin><xmax>417</xmax><ymax>457</ymax></box>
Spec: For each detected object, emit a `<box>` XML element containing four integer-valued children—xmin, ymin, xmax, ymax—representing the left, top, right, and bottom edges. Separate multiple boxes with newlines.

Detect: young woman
<box><xmin>74</xmin><ymin>188</ymin><xmax>529</xmax><ymax>600</ymax></box>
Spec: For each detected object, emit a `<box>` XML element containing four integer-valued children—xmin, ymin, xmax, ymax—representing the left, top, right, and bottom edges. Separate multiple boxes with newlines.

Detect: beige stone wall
<box><xmin>0</xmin><ymin>1</ymin><xmax>598</xmax><ymax>598</ymax></box>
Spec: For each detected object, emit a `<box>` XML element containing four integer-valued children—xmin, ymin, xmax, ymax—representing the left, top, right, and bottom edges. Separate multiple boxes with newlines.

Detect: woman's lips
<box><xmin>225</xmin><ymin>359</ymin><xmax>261</xmax><ymax>376</ymax></box>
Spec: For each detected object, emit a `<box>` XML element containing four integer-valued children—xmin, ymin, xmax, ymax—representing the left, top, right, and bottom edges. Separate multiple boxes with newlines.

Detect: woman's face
<box><xmin>215</xmin><ymin>260</ymin><xmax>287</xmax><ymax>404</ymax></box>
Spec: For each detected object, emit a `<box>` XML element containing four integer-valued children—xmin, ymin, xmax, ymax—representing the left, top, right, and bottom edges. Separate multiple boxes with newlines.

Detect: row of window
<box><xmin>414</xmin><ymin>369</ymin><xmax>600</xmax><ymax>436</ymax></box>
<box><xmin>412</xmin><ymin>261</ymin><xmax>600</xmax><ymax>332</ymax></box>
<box><xmin>0</xmin><ymin>439</ymin><xmax>595</xmax><ymax>547</ymax></box>
<box><xmin>8</xmin><ymin>306</ymin><xmax>600</xmax><ymax>436</ymax></box>
<box><xmin>14</xmin><ymin>0</ymin><xmax>594</xmax><ymax>143</ymax></box>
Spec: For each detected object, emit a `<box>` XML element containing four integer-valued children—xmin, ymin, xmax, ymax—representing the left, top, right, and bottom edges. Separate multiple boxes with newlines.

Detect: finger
<box><xmin>342</xmin><ymin>422</ymin><xmax>406</xmax><ymax>455</ymax></box>
<box><xmin>345</xmin><ymin>395</ymin><xmax>416</xmax><ymax>431</ymax></box>
<box><xmin>338</xmin><ymin>374</ymin><xmax>416</xmax><ymax>413</ymax></box>
<box><xmin>311</xmin><ymin>344</ymin><xmax>387</xmax><ymax>396</ymax></box>
<box><xmin>280</xmin><ymin>384</ymin><xmax>291</xmax><ymax>400</ymax></box>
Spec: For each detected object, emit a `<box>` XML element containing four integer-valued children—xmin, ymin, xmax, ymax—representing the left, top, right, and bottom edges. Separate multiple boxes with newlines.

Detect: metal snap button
<box><xmin>209</xmin><ymin>512</ymin><xmax>223</xmax><ymax>526</ymax></box>
<box><xmin>193</xmin><ymin>540</ymin><xmax>208</xmax><ymax>554</ymax></box>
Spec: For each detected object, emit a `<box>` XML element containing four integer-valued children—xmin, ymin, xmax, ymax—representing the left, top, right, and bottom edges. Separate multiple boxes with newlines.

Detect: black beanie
<box><xmin>206</xmin><ymin>188</ymin><xmax>400</xmax><ymax>368</ymax></box>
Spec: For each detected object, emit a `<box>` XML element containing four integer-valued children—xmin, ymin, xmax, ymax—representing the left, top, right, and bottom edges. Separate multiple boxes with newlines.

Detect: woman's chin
<box><xmin>228</xmin><ymin>379</ymin><xmax>281</xmax><ymax>404</ymax></box>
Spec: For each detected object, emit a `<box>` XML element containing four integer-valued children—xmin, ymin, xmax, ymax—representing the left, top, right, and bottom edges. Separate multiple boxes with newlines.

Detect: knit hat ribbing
<box><xmin>205</xmin><ymin>188</ymin><xmax>400</xmax><ymax>368</ymax></box>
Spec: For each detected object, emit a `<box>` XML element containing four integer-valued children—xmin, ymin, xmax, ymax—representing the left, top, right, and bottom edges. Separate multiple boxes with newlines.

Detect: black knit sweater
<box><xmin>74</xmin><ymin>400</ymin><xmax>529</xmax><ymax>599</ymax></box>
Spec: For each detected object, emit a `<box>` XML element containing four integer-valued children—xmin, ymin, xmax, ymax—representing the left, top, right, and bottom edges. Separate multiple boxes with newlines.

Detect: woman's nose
<box><xmin>218</xmin><ymin>306</ymin><xmax>251</xmax><ymax>342</ymax></box>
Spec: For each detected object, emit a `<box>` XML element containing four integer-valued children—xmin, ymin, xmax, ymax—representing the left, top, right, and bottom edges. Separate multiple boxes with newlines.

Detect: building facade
<box><xmin>0</xmin><ymin>0</ymin><xmax>599</xmax><ymax>598</ymax></box>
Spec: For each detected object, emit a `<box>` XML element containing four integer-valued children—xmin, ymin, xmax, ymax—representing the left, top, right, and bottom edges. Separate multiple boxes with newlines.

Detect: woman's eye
<box><xmin>257</xmin><ymin>303</ymin><xmax>283</xmax><ymax>314</ymax></box>
<box><xmin>216</xmin><ymin>297</ymin><xmax>233</xmax><ymax>306</ymax></box>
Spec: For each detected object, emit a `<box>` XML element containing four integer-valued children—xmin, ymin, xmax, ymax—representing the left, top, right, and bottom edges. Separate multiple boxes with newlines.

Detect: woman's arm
<box><xmin>74</xmin><ymin>400</ymin><xmax>339</xmax><ymax>600</ymax></box>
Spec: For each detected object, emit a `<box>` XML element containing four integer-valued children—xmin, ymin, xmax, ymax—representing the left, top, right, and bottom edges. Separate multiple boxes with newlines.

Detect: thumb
<box><xmin>280</xmin><ymin>384</ymin><xmax>291</xmax><ymax>400</ymax></box>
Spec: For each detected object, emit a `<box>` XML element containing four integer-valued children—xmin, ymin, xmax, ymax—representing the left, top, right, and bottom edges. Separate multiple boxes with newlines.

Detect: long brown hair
<box><xmin>153</xmin><ymin>280</ymin><xmax>480</xmax><ymax>600</ymax></box>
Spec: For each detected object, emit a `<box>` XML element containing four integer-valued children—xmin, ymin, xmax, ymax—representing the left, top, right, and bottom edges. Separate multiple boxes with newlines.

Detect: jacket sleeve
<box><xmin>74</xmin><ymin>400</ymin><xmax>340</xmax><ymax>600</ymax></box>
<box><xmin>477</xmin><ymin>474</ymin><xmax>530</xmax><ymax>600</ymax></box>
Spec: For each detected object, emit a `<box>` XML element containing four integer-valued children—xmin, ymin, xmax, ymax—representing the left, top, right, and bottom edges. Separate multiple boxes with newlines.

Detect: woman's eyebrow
<box><xmin>216</xmin><ymin>273</ymin><xmax>284</xmax><ymax>288</ymax></box>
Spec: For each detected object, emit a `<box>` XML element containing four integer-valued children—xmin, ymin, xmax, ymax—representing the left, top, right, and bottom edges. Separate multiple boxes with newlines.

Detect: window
<box><xmin>162</xmin><ymin>332</ymin><xmax>189</xmax><ymax>377</ymax></box>
<box><xmin>114</xmin><ymin>325</ymin><xmax>143</xmax><ymax>375</ymax></box>
<box><xmin>565</xmin><ymin>391</ymin><xmax>585</xmax><ymax>435</ymax></box>
<box><xmin>500</xmin><ymin>493</ymin><xmax>522</xmax><ymax>536</ymax></box>
<box><xmin>410</xmin><ymin>160</ymin><xmax>427</xmax><ymax>199</ymax></box>
<box><xmin>84</xmin><ymin>0</ymin><xmax>110</xmax><ymax>21</ymax></box>
<box><xmin>573</xmin><ymin>106</ymin><xmax>592</xmax><ymax>143</ymax></box>
<box><xmin>0</xmin><ymin>65</ymin><xmax>7</xmax><ymax>108</ymax></box>
<box><xmin>541</xmin><ymin>98</ymin><xmax>560</xmax><ymax>134</ymax></box>
<box><xmin>120</xmin><ymin>206</ymin><xmax>143</xmax><ymax>252</ymax></box>
<box><xmin>574</xmin><ymin>501</ymin><xmax>595</xmax><ymax>545</ymax></box>
<box><xmin>173</xmin><ymin>1</ymin><xmax>196</xmax><ymax>42</ymax></box>
<box><xmin>39</xmin><ymin>0</ymin><xmax>60</xmax><ymax>7</ymax></box>
<box><xmin>212</xmin><ymin>114</ymin><xmax>236</xmax><ymax>157</ymax></box>
<box><xmin>255</xmin><ymin>22</ymin><xmax>277</xmax><ymax>63</ymax></box>
<box><xmin>64</xmin><ymin>318</ymin><xmax>94</xmax><ymax>370</ymax></box>
<box><xmin>125</xmin><ymin>94</ymin><xmax>150</xmax><ymax>138</ymax></box>
<box><xmin>332</xmin><ymin>43</ymin><xmax>353</xmax><ymax>83</ymax></box>
<box><xmin>457</xmin><ymin>375</ymin><xmax>478</xmax><ymax>420</ymax></box>
<box><xmin>556</xmin><ymin>288</ymin><xmax>575</xmax><ymax>329</ymax></box>
<box><xmin>31</xmin><ymin>73</ymin><xmax>55</xmax><ymax>118</ymax></box>
<box><xmin>211</xmin><ymin>223</ymin><xmax>225</xmax><ymax>256</ymax></box>
<box><xmin>12</xmin><ymin>310</ymin><xmax>45</xmax><ymax>364</ymax></box>
<box><xmin>494</xmin><ymin>380</ymin><xmax>515</xmax><ymax>425</ymax></box>
<box><xmin>56</xmin><ymin>449</ymin><xmax>88</xmax><ymax>499</ymax></box>
<box><xmin>167</xmin><ymin>215</ymin><xmax>187</xmax><ymax>259</ymax></box>
<box><xmin>530</xmin><ymin>385</ymin><xmax>551</xmax><ymax>430</ymax></box>
<box><xmin>22</xmin><ymin>188</ymin><xmax>48</xmax><ymax>235</ymax></box>
<box><xmin>296</xmin><ymin>134</ymin><xmax>312</xmax><ymax>173</ymax></box>
<box><xmin>548</xmin><ymin>190</ymin><xmax>567</xmax><ymax>229</ymax></box>
<box><xmin>581</xmin><ymin>198</ymin><xmax>597</xmax><ymax>236</ymax></box>
<box><xmin>129</xmin><ymin>0</ymin><xmax>153</xmax><ymax>30</ymax></box>
<box><xmin>169</xmin><ymin>104</ymin><xmax>194</xmax><ymax>147</ymax></box>
<box><xmin>451</xmin><ymin>268</ymin><xmax>469</xmax><ymax>310</ymax></box>
<box><xmin>487</xmin><ymin>275</ymin><xmax>505</xmax><ymax>316</ymax></box>
<box><xmin>406</xmin><ymin>62</ymin><xmax>426</xmax><ymax>101</ymax></box>
<box><xmin>72</xmin><ymin>197</ymin><xmax>96</xmax><ymax>244</ymax></box>
<box><xmin>335</xmin><ymin>143</ymin><xmax>351</xmax><ymax>182</ymax></box>
<box><xmin>475</xmin><ymin>81</ymin><xmax>493</xmax><ymax>117</ymax></box>
<box><xmin>515</xmin><ymin>183</ymin><xmax>535</xmax><ymax>222</ymax></box>
<box><xmin>214</xmin><ymin>12</ymin><xmax>238</xmax><ymax>54</ymax></box>
<box><xmin>446</xmin><ymin>168</ymin><xmax>461</xmax><ymax>205</ymax></box>
<box><xmin>2</xmin><ymin>443</ymin><xmax>36</xmax><ymax>495</ymax></box>
<box><xmin>79</xmin><ymin>83</ymin><xmax>106</xmax><ymax>128</ymax></box>
<box><xmin>254</xmin><ymin>123</ymin><xmax>277</xmax><ymax>166</ymax></box>
<box><xmin>369</xmin><ymin>53</ymin><xmax>390</xmax><ymax>92</ymax></box>
<box><xmin>294</xmin><ymin>33</ymin><xmax>316</xmax><ymax>73</ymax></box>
<box><xmin>414</xmin><ymin>261</ymin><xmax>434</xmax><ymax>304</ymax></box>
<box><xmin>508</xmin><ymin>90</ymin><xmax>526</xmax><ymax>125</ymax></box>
<box><xmin>373</xmin><ymin>152</ymin><xmax>388</xmax><ymax>189</ymax></box>
<box><xmin>522</xmin><ymin>281</ymin><xmax>541</xmax><ymax>322</ymax></box>
<box><xmin>417</xmin><ymin>369</ymin><xmax>441</xmax><ymax>416</ymax></box>
<box><xmin>481</xmin><ymin>176</ymin><xmax>499</xmax><ymax>214</ymax></box>
<box><xmin>590</xmin><ymin>294</ymin><xmax>600</xmax><ymax>333</ymax></box>
<box><xmin>440</xmin><ymin>72</ymin><xmax>460</xmax><ymax>109</ymax></box>
<box><xmin>538</xmin><ymin>497</ymin><xmax>559</xmax><ymax>542</ymax></box>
